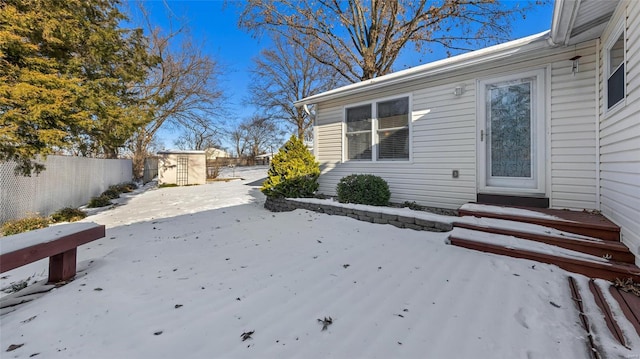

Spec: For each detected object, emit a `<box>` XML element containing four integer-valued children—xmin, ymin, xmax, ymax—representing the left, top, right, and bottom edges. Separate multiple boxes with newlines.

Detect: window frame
<box><xmin>344</xmin><ymin>104</ymin><xmax>373</xmax><ymax>161</ymax></box>
<box><xmin>604</xmin><ymin>21</ymin><xmax>626</xmax><ymax>113</ymax></box>
<box><xmin>342</xmin><ymin>94</ymin><xmax>412</xmax><ymax>163</ymax></box>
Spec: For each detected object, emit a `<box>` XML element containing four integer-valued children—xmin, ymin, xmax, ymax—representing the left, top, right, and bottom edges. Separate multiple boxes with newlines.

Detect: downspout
<box><xmin>302</xmin><ymin>103</ymin><xmax>312</xmax><ymax>117</ymax></box>
<box><xmin>595</xmin><ymin>38</ymin><xmax>601</xmax><ymax>210</ymax></box>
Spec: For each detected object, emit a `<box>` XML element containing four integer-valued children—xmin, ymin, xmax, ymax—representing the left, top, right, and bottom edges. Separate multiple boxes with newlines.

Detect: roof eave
<box><xmin>295</xmin><ymin>31</ymin><xmax>551</xmax><ymax>107</ymax></box>
<box><xmin>549</xmin><ymin>0</ymin><xmax>580</xmax><ymax>46</ymax></box>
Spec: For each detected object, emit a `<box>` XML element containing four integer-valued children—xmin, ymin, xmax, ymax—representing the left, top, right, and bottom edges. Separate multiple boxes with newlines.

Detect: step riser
<box><xmin>454</xmin><ymin>222</ymin><xmax>636</xmax><ymax>263</ymax></box>
<box><xmin>449</xmin><ymin>236</ymin><xmax>640</xmax><ymax>282</ymax></box>
<box><xmin>458</xmin><ymin>209</ymin><xmax>620</xmax><ymax>241</ymax></box>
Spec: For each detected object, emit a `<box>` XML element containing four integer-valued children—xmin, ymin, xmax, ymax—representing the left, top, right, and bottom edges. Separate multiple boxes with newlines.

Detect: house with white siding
<box><xmin>295</xmin><ymin>0</ymin><xmax>640</xmax><ymax>262</ymax></box>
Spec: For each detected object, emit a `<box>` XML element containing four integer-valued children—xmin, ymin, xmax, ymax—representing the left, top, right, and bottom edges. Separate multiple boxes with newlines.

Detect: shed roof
<box><xmin>157</xmin><ymin>150</ymin><xmax>206</xmax><ymax>155</ymax></box>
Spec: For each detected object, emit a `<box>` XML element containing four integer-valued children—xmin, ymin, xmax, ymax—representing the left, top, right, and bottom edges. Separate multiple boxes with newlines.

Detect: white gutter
<box><xmin>295</xmin><ymin>31</ymin><xmax>551</xmax><ymax>107</ymax></box>
<box><xmin>549</xmin><ymin>0</ymin><xmax>581</xmax><ymax>46</ymax></box>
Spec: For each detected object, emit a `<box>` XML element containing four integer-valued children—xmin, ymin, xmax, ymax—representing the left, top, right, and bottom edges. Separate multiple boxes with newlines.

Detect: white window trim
<box><xmin>342</xmin><ymin>94</ymin><xmax>413</xmax><ymax>163</ymax></box>
<box><xmin>604</xmin><ymin>20</ymin><xmax>626</xmax><ymax>114</ymax></box>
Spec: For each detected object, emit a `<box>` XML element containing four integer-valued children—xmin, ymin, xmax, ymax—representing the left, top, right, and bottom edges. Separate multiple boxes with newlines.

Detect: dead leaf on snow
<box><xmin>7</xmin><ymin>344</ymin><xmax>24</xmax><ymax>352</ymax></box>
<box><xmin>317</xmin><ymin>316</ymin><xmax>333</xmax><ymax>331</ymax></box>
<box><xmin>241</xmin><ymin>330</ymin><xmax>254</xmax><ymax>341</ymax></box>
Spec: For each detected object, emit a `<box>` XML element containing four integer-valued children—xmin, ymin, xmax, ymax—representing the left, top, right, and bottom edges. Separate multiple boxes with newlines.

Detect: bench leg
<box><xmin>48</xmin><ymin>248</ymin><xmax>77</xmax><ymax>283</ymax></box>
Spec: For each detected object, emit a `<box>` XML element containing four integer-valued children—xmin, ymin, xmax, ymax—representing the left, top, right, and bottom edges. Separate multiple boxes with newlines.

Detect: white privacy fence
<box><xmin>0</xmin><ymin>156</ymin><xmax>132</xmax><ymax>224</ymax></box>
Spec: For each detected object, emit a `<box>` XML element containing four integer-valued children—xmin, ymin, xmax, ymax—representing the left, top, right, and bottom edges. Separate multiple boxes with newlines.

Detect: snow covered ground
<box><xmin>0</xmin><ymin>166</ymin><xmax>632</xmax><ymax>358</ymax></box>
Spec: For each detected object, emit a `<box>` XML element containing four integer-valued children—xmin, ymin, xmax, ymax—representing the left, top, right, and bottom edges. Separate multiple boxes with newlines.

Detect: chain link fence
<box><xmin>0</xmin><ymin>155</ymin><xmax>132</xmax><ymax>224</ymax></box>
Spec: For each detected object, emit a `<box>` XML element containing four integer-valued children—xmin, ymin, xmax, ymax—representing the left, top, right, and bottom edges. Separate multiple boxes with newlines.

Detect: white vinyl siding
<box><xmin>315</xmin><ymin>82</ymin><xmax>476</xmax><ymax>209</ymax></box>
<box><xmin>550</xmin><ymin>48</ymin><xmax>598</xmax><ymax>209</ymax></box>
<box><xmin>315</xmin><ymin>104</ymin><xmax>343</xmax><ymax>163</ymax></box>
<box><xmin>599</xmin><ymin>0</ymin><xmax>640</xmax><ymax>263</ymax></box>
<box><xmin>313</xmin><ymin>41</ymin><xmax>600</xmax><ymax>210</ymax></box>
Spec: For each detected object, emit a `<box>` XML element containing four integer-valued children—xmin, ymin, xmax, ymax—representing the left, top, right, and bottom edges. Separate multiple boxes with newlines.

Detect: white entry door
<box><xmin>478</xmin><ymin>70</ymin><xmax>546</xmax><ymax>194</ymax></box>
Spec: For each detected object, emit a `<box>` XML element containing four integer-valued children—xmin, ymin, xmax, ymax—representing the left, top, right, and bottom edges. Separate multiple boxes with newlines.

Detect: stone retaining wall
<box><xmin>264</xmin><ymin>197</ymin><xmax>453</xmax><ymax>232</ymax></box>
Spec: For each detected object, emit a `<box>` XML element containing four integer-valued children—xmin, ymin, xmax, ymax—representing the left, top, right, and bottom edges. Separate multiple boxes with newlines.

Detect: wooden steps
<box><xmin>453</xmin><ymin>218</ymin><xmax>636</xmax><ymax>263</ymax></box>
<box><xmin>449</xmin><ymin>203</ymin><xmax>640</xmax><ymax>352</ymax></box>
<box><xmin>449</xmin><ymin>230</ymin><xmax>640</xmax><ymax>282</ymax></box>
<box><xmin>449</xmin><ymin>203</ymin><xmax>640</xmax><ymax>282</ymax></box>
<box><xmin>568</xmin><ymin>276</ymin><xmax>640</xmax><ymax>352</ymax></box>
<box><xmin>567</xmin><ymin>277</ymin><xmax>600</xmax><ymax>358</ymax></box>
<box><xmin>458</xmin><ymin>203</ymin><xmax>621</xmax><ymax>241</ymax></box>
<box><xmin>609</xmin><ymin>284</ymin><xmax>640</xmax><ymax>338</ymax></box>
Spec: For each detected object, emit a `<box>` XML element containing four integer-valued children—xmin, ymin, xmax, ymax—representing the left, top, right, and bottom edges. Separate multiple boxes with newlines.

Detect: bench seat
<box><xmin>1</xmin><ymin>222</ymin><xmax>105</xmax><ymax>283</ymax></box>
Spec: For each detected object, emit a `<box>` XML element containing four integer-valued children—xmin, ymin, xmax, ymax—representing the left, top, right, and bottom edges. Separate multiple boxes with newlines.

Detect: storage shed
<box><xmin>157</xmin><ymin>150</ymin><xmax>206</xmax><ymax>186</ymax></box>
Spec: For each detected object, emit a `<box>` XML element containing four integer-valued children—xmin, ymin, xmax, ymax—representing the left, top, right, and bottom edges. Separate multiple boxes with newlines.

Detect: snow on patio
<box><xmin>0</xmin><ymin>166</ymin><xmax>623</xmax><ymax>358</ymax></box>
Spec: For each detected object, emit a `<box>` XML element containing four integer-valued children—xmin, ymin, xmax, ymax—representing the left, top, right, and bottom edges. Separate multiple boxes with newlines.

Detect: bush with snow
<box><xmin>336</xmin><ymin>174</ymin><xmax>390</xmax><ymax>206</ymax></box>
<box><xmin>261</xmin><ymin>135</ymin><xmax>320</xmax><ymax>198</ymax></box>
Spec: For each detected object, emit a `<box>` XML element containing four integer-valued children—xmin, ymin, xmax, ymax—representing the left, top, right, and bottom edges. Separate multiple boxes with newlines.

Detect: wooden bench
<box><xmin>0</xmin><ymin>222</ymin><xmax>105</xmax><ymax>283</ymax></box>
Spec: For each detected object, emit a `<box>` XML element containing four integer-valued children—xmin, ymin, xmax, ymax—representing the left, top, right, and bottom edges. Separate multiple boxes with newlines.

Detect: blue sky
<box><xmin>127</xmin><ymin>1</ymin><xmax>554</xmax><ymax>150</ymax></box>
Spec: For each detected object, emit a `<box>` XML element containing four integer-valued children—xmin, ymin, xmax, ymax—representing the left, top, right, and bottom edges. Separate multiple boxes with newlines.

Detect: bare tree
<box><xmin>231</xmin><ymin>128</ymin><xmax>249</xmax><ymax>158</ymax></box>
<box><xmin>248</xmin><ymin>36</ymin><xmax>344</xmax><ymax>140</ymax></box>
<box><xmin>127</xmin><ymin>6</ymin><xmax>227</xmax><ymax>178</ymax></box>
<box><xmin>173</xmin><ymin>116</ymin><xmax>223</xmax><ymax>151</ymax></box>
<box><xmin>231</xmin><ymin>116</ymin><xmax>284</xmax><ymax>163</ymax></box>
<box><xmin>238</xmin><ymin>0</ymin><xmax>543</xmax><ymax>82</ymax></box>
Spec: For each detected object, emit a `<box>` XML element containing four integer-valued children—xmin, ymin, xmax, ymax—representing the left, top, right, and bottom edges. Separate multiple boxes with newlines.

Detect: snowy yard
<box><xmin>0</xmin><ymin>166</ymin><xmax>626</xmax><ymax>358</ymax></box>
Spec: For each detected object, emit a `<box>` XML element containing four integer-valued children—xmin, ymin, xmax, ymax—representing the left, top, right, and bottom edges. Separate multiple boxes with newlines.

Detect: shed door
<box><xmin>176</xmin><ymin>156</ymin><xmax>189</xmax><ymax>186</ymax></box>
<box><xmin>478</xmin><ymin>70</ymin><xmax>546</xmax><ymax>194</ymax></box>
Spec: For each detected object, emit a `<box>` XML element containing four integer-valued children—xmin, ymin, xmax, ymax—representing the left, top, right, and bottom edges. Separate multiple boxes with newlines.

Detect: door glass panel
<box><xmin>487</xmin><ymin>80</ymin><xmax>532</xmax><ymax>178</ymax></box>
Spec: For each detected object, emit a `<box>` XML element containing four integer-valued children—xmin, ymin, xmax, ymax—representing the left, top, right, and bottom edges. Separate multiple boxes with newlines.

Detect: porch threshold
<box><xmin>477</xmin><ymin>193</ymin><xmax>549</xmax><ymax>208</ymax></box>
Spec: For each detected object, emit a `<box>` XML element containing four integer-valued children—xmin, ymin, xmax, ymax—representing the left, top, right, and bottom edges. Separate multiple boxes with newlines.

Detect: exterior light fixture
<box><xmin>570</xmin><ymin>55</ymin><xmax>582</xmax><ymax>75</ymax></box>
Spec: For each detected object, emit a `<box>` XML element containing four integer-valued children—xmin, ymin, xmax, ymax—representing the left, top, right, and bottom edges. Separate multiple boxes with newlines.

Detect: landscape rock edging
<box><xmin>264</xmin><ymin>197</ymin><xmax>453</xmax><ymax>232</ymax></box>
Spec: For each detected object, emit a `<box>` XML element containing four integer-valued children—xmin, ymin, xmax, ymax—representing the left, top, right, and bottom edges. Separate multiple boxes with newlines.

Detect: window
<box><xmin>377</xmin><ymin>98</ymin><xmax>409</xmax><ymax>160</ymax></box>
<box><xmin>607</xmin><ymin>29</ymin><xmax>625</xmax><ymax>110</ymax></box>
<box><xmin>345</xmin><ymin>105</ymin><xmax>372</xmax><ymax>160</ymax></box>
<box><xmin>344</xmin><ymin>96</ymin><xmax>410</xmax><ymax>161</ymax></box>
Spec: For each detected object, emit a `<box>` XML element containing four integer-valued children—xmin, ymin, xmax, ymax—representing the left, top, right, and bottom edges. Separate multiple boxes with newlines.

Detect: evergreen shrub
<box><xmin>336</xmin><ymin>174</ymin><xmax>390</xmax><ymax>206</ymax></box>
<box><xmin>261</xmin><ymin>135</ymin><xmax>320</xmax><ymax>198</ymax></box>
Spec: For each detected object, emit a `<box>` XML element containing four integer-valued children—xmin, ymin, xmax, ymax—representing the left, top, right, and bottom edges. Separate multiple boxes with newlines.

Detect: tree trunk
<box><xmin>102</xmin><ymin>146</ymin><xmax>119</xmax><ymax>159</ymax></box>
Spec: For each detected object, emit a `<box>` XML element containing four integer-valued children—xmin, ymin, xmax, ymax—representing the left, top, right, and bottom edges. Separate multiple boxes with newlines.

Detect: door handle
<box><xmin>481</xmin><ymin>129</ymin><xmax>484</xmax><ymax>142</ymax></box>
